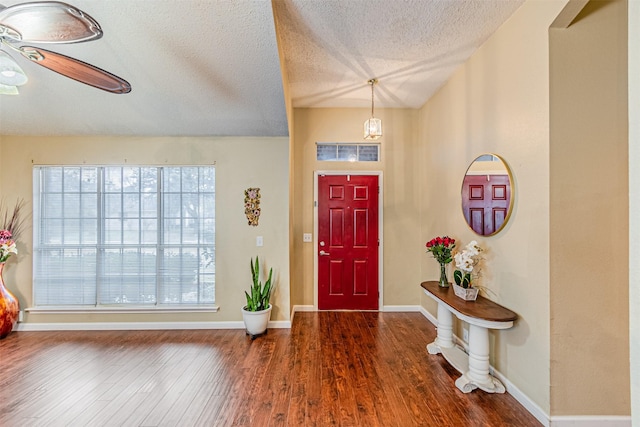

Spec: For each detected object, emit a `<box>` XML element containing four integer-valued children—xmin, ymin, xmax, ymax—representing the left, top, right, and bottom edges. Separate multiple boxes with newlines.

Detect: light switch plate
<box><xmin>303</xmin><ymin>233</ymin><xmax>312</xmax><ymax>242</ymax></box>
<box><xmin>256</xmin><ymin>236</ymin><xmax>263</xmax><ymax>247</ymax></box>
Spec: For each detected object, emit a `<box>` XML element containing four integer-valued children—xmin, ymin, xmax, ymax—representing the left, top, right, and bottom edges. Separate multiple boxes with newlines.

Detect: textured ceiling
<box><xmin>0</xmin><ymin>0</ymin><xmax>524</xmax><ymax>137</ymax></box>
<box><xmin>275</xmin><ymin>0</ymin><xmax>524</xmax><ymax>109</ymax></box>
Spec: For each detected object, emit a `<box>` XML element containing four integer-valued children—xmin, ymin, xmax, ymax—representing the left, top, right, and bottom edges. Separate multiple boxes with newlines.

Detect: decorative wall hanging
<box><xmin>244</xmin><ymin>188</ymin><xmax>261</xmax><ymax>226</ymax></box>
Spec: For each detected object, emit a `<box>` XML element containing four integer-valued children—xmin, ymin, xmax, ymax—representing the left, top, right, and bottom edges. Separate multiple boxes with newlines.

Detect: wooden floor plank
<box><xmin>0</xmin><ymin>312</ymin><xmax>541</xmax><ymax>427</ymax></box>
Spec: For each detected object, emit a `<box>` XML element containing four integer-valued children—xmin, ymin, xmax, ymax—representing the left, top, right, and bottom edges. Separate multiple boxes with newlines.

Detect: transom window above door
<box><xmin>316</xmin><ymin>143</ymin><xmax>380</xmax><ymax>162</ymax></box>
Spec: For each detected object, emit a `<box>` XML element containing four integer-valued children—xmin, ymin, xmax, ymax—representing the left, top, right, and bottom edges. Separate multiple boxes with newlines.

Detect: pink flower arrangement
<box><xmin>0</xmin><ymin>199</ymin><xmax>26</xmax><ymax>263</ymax></box>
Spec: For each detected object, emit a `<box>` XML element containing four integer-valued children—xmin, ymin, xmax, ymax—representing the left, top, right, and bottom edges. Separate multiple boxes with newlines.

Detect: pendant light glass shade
<box><xmin>0</xmin><ymin>51</ymin><xmax>28</xmax><ymax>87</ymax></box>
<box><xmin>364</xmin><ymin>117</ymin><xmax>382</xmax><ymax>140</ymax></box>
<box><xmin>363</xmin><ymin>78</ymin><xmax>382</xmax><ymax>140</ymax></box>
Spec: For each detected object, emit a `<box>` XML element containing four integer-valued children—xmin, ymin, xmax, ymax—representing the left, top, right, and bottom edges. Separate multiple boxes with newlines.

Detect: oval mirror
<box><xmin>461</xmin><ymin>154</ymin><xmax>514</xmax><ymax>236</ymax></box>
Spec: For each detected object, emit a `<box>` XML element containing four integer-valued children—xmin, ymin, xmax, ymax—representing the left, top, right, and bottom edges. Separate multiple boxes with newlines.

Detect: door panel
<box><xmin>330</xmin><ymin>209</ymin><xmax>345</xmax><ymax>247</ymax></box>
<box><xmin>329</xmin><ymin>260</ymin><xmax>344</xmax><ymax>295</ymax></box>
<box><xmin>470</xmin><ymin>208</ymin><xmax>484</xmax><ymax>234</ymax></box>
<box><xmin>318</xmin><ymin>175</ymin><xmax>379</xmax><ymax>310</ymax></box>
<box><xmin>353</xmin><ymin>209</ymin><xmax>368</xmax><ymax>247</ymax></box>
<box><xmin>462</xmin><ymin>175</ymin><xmax>510</xmax><ymax>235</ymax></box>
<box><xmin>353</xmin><ymin>260</ymin><xmax>368</xmax><ymax>294</ymax></box>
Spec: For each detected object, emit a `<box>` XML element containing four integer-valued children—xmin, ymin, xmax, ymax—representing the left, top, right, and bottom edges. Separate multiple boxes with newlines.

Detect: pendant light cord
<box><xmin>368</xmin><ymin>79</ymin><xmax>377</xmax><ymax>118</ymax></box>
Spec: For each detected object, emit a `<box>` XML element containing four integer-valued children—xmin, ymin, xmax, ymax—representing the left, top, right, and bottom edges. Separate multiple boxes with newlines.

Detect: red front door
<box><xmin>317</xmin><ymin>175</ymin><xmax>379</xmax><ymax>310</ymax></box>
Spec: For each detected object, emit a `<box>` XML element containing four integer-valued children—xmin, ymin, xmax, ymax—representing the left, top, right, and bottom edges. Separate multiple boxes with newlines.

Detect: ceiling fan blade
<box><xmin>19</xmin><ymin>46</ymin><xmax>131</xmax><ymax>93</ymax></box>
<box><xmin>0</xmin><ymin>2</ymin><xmax>102</xmax><ymax>43</ymax></box>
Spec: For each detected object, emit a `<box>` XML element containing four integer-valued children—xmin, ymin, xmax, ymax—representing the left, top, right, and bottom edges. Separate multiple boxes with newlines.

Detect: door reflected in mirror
<box><xmin>461</xmin><ymin>154</ymin><xmax>514</xmax><ymax>236</ymax></box>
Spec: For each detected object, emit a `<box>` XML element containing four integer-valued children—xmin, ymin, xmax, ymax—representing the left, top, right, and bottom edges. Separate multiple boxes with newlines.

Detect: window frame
<box><xmin>31</xmin><ymin>164</ymin><xmax>217</xmax><ymax>312</ymax></box>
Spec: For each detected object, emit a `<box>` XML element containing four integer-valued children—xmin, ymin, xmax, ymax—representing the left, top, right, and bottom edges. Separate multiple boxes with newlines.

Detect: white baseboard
<box><xmin>549</xmin><ymin>416</ymin><xmax>632</xmax><ymax>427</ymax></box>
<box><xmin>292</xmin><ymin>304</ymin><xmax>315</xmax><ymax>313</ymax></box>
<box><xmin>268</xmin><ymin>320</ymin><xmax>291</xmax><ymax>329</ymax></box>
<box><xmin>291</xmin><ymin>305</ymin><xmax>315</xmax><ymax>322</ymax></box>
<box><xmin>16</xmin><ymin>320</ymin><xmax>291</xmax><ymax>331</ymax></box>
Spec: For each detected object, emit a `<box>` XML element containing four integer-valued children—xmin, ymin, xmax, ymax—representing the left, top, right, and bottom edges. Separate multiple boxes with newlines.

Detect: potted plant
<box><xmin>453</xmin><ymin>240</ymin><xmax>483</xmax><ymax>301</ymax></box>
<box><xmin>241</xmin><ymin>256</ymin><xmax>273</xmax><ymax>339</ymax></box>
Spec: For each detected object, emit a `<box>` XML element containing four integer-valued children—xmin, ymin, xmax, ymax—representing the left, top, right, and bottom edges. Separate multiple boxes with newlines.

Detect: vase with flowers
<box><xmin>425</xmin><ymin>236</ymin><xmax>456</xmax><ymax>287</ymax></box>
<box><xmin>0</xmin><ymin>199</ymin><xmax>26</xmax><ymax>339</ymax></box>
<box><xmin>453</xmin><ymin>240</ymin><xmax>483</xmax><ymax>301</ymax></box>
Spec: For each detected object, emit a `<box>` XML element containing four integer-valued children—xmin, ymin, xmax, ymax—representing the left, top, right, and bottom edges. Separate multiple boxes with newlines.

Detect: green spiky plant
<box><xmin>244</xmin><ymin>256</ymin><xmax>273</xmax><ymax>311</ymax></box>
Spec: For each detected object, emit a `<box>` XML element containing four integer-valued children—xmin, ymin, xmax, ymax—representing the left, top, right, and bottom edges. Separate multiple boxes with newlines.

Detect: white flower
<box><xmin>1</xmin><ymin>242</ymin><xmax>16</xmax><ymax>254</ymax></box>
<box><xmin>454</xmin><ymin>241</ymin><xmax>483</xmax><ymax>273</ymax></box>
<box><xmin>0</xmin><ymin>241</ymin><xmax>18</xmax><ymax>262</ymax></box>
<box><xmin>464</xmin><ymin>240</ymin><xmax>481</xmax><ymax>255</ymax></box>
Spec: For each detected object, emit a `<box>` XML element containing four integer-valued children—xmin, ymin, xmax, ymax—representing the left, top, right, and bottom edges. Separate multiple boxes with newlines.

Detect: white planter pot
<box><xmin>241</xmin><ymin>304</ymin><xmax>272</xmax><ymax>339</ymax></box>
<box><xmin>452</xmin><ymin>283</ymin><xmax>479</xmax><ymax>301</ymax></box>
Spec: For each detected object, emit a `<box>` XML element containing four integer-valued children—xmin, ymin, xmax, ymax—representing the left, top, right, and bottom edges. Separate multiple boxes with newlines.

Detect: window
<box><xmin>33</xmin><ymin>166</ymin><xmax>215</xmax><ymax>307</ymax></box>
<box><xmin>316</xmin><ymin>143</ymin><xmax>380</xmax><ymax>162</ymax></box>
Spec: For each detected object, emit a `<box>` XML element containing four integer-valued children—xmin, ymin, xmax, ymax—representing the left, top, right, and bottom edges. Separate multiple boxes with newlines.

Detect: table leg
<box><xmin>427</xmin><ymin>303</ymin><xmax>455</xmax><ymax>354</ymax></box>
<box><xmin>454</xmin><ymin>324</ymin><xmax>506</xmax><ymax>393</ymax></box>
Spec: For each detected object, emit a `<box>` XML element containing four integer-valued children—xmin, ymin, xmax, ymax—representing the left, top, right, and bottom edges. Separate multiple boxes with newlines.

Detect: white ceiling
<box><xmin>0</xmin><ymin>0</ymin><xmax>524</xmax><ymax>137</ymax></box>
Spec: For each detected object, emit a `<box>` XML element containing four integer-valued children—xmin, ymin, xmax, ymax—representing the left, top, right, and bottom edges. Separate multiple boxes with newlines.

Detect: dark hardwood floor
<box><xmin>0</xmin><ymin>312</ymin><xmax>541</xmax><ymax>426</ymax></box>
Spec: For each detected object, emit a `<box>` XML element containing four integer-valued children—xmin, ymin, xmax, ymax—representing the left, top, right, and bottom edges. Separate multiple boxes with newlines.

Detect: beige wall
<box><xmin>627</xmin><ymin>1</ymin><xmax>640</xmax><ymax>426</ymax></box>
<box><xmin>418</xmin><ymin>0</ymin><xmax>568</xmax><ymax>414</ymax></box>
<box><xmin>289</xmin><ymin>112</ymin><xmax>304</xmax><ymax>309</ymax></box>
<box><xmin>550</xmin><ymin>0</ymin><xmax>629</xmax><ymax>416</ymax></box>
<box><xmin>0</xmin><ymin>135</ymin><xmax>290</xmax><ymax>323</ymax></box>
<box><xmin>630</xmin><ymin>0</ymin><xmax>640</xmax><ymax>422</ymax></box>
<box><xmin>291</xmin><ymin>107</ymin><xmax>421</xmax><ymax>308</ymax></box>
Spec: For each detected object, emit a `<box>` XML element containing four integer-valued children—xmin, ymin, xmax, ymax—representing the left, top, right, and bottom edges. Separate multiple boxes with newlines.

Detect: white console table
<box><xmin>421</xmin><ymin>281</ymin><xmax>517</xmax><ymax>394</ymax></box>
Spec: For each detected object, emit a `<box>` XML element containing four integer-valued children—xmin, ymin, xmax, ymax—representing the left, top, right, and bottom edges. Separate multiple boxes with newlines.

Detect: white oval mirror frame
<box><xmin>461</xmin><ymin>154</ymin><xmax>514</xmax><ymax>236</ymax></box>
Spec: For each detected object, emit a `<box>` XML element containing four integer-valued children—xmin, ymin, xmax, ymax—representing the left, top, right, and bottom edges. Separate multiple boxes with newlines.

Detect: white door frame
<box><xmin>313</xmin><ymin>170</ymin><xmax>384</xmax><ymax>310</ymax></box>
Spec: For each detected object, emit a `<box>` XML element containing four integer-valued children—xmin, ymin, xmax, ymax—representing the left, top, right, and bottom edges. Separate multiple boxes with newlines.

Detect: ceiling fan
<box><xmin>0</xmin><ymin>1</ymin><xmax>131</xmax><ymax>95</ymax></box>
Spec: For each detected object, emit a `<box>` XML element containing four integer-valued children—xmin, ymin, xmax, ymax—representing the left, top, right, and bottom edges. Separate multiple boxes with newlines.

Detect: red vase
<box><xmin>0</xmin><ymin>262</ymin><xmax>19</xmax><ymax>339</ymax></box>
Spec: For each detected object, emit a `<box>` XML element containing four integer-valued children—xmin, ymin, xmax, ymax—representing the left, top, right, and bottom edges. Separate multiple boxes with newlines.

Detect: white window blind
<box><xmin>33</xmin><ymin>166</ymin><xmax>215</xmax><ymax>307</ymax></box>
<box><xmin>316</xmin><ymin>143</ymin><xmax>380</xmax><ymax>162</ymax></box>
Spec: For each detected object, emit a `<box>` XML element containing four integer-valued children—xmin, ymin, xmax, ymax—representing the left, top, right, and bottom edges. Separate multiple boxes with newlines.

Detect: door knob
<box><xmin>319</xmin><ymin>250</ymin><xmax>330</xmax><ymax>256</ymax></box>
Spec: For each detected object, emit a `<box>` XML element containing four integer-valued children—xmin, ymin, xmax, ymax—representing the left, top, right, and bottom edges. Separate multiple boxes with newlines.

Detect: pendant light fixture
<box><xmin>363</xmin><ymin>78</ymin><xmax>382</xmax><ymax>140</ymax></box>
